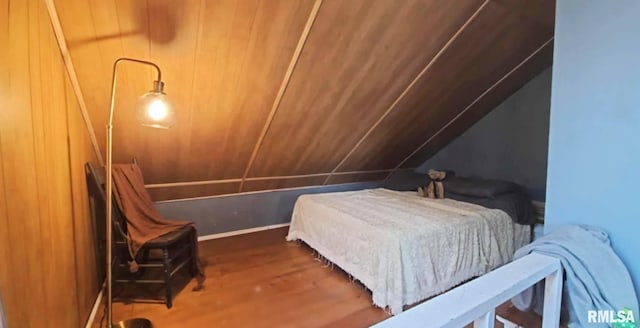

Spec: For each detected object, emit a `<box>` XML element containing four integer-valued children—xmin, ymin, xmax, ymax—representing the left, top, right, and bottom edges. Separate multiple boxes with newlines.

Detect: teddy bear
<box><xmin>418</xmin><ymin>169</ymin><xmax>447</xmax><ymax>199</ymax></box>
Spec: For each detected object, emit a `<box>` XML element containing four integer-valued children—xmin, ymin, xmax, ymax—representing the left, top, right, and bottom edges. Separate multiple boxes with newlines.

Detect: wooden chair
<box><xmin>85</xmin><ymin>162</ymin><xmax>197</xmax><ymax>308</ymax></box>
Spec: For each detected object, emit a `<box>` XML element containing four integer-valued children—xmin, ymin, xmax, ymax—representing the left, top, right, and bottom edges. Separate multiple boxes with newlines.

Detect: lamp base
<box><xmin>112</xmin><ymin>318</ymin><xmax>153</xmax><ymax>328</ymax></box>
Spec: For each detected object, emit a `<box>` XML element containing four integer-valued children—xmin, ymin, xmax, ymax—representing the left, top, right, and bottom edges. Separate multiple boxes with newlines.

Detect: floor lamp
<box><xmin>106</xmin><ymin>58</ymin><xmax>176</xmax><ymax>328</ymax></box>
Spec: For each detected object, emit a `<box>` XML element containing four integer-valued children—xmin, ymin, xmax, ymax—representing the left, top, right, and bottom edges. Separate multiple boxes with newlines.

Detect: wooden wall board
<box><xmin>337</xmin><ymin>0</ymin><xmax>555</xmax><ymax>172</ymax></box>
<box><xmin>54</xmin><ymin>0</ymin><xmax>317</xmax><ymax>184</ymax></box>
<box><xmin>66</xmin><ymin>72</ymin><xmax>102</xmax><ymax>323</ymax></box>
<box><xmin>0</xmin><ymin>1</ymin><xmax>52</xmax><ymax>325</ymax></box>
<box><xmin>50</xmin><ymin>0</ymin><xmax>555</xmax><ymax>201</ymax></box>
<box><xmin>247</xmin><ymin>0</ymin><xmax>485</xmax><ymax>177</ymax></box>
<box><xmin>0</xmin><ymin>1</ymin><xmax>100</xmax><ymax>326</ymax></box>
<box><xmin>399</xmin><ymin>41</ymin><xmax>554</xmax><ymax>169</ymax></box>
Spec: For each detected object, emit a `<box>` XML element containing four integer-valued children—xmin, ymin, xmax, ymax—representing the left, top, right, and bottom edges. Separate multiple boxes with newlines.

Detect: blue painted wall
<box><xmin>156</xmin><ymin>181</ymin><xmax>382</xmax><ymax>236</ymax></box>
<box><xmin>545</xmin><ymin>0</ymin><xmax>640</xmax><ymax>297</ymax></box>
<box><xmin>418</xmin><ymin>68</ymin><xmax>552</xmax><ymax>201</ymax></box>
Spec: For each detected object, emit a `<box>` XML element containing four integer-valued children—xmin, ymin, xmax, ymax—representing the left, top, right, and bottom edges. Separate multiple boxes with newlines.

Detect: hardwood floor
<box><xmin>95</xmin><ymin>227</ymin><xmax>544</xmax><ymax>328</ymax></box>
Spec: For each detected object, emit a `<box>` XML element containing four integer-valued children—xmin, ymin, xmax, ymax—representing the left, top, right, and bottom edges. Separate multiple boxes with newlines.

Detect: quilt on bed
<box><xmin>286</xmin><ymin>188</ymin><xmax>530</xmax><ymax>314</ymax></box>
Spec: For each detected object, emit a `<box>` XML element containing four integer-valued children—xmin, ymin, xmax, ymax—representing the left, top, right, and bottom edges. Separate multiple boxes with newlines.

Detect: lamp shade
<box><xmin>135</xmin><ymin>91</ymin><xmax>176</xmax><ymax>129</ymax></box>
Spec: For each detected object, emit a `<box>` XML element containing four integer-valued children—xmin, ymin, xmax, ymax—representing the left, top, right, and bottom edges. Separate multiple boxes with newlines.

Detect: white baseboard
<box><xmin>85</xmin><ymin>282</ymin><xmax>104</xmax><ymax>328</ymax></box>
<box><xmin>197</xmin><ymin>223</ymin><xmax>290</xmax><ymax>242</ymax></box>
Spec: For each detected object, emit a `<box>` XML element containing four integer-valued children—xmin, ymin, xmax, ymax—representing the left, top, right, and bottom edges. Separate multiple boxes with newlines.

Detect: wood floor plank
<box><xmin>98</xmin><ymin>227</ymin><xmax>545</xmax><ymax>327</ymax></box>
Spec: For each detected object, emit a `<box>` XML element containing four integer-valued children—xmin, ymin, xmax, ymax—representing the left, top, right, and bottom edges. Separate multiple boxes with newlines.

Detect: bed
<box><xmin>286</xmin><ymin>188</ymin><xmax>530</xmax><ymax>314</ymax></box>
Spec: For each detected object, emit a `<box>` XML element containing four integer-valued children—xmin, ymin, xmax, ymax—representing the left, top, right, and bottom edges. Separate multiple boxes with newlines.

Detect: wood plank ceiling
<box><xmin>52</xmin><ymin>0</ymin><xmax>555</xmax><ymax>201</ymax></box>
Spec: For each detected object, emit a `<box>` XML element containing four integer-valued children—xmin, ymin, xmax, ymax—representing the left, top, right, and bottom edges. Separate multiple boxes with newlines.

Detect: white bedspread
<box><xmin>286</xmin><ymin>188</ymin><xmax>530</xmax><ymax>314</ymax></box>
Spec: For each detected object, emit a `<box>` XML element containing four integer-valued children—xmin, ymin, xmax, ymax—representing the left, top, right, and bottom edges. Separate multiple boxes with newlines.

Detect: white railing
<box><xmin>373</xmin><ymin>253</ymin><xmax>563</xmax><ymax>328</ymax></box>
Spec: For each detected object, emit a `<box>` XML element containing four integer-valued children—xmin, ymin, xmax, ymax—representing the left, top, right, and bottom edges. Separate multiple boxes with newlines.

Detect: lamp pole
<box><xmin>106</xmin><ymin>58</ymin><xmax>167</xmax><ymax>328</ymax></box>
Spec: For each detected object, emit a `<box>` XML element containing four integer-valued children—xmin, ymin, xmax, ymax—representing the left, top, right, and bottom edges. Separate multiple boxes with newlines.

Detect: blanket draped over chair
<box><xmin>112</xmin><ymin>163</ymin><xmax>205</xmax><ymax>290</ymax></box>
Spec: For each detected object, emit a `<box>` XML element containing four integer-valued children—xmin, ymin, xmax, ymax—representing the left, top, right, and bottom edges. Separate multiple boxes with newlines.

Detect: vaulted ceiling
<box><xmin>51</xmin><ymin>0</ymin><xmax>555</xmax><ymax>201</ymax></box>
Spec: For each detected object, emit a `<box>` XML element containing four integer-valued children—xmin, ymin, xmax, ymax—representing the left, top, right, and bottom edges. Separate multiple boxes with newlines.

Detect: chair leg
<box><xmin>189</xmin><ymin>231</ymin><xmax>198</xmax><ymax>277</ymax></box>
<box><xmin>162</xmin><ymin>247</ymin><xmax>173</xmax><ymax>309</ymax></box>
<box><xmin>112</xmin><ymin>251</ymin><xmax>125</xmax><ymax>298</ymax></box>
<box><xmin>134</xmin><ymin>248</ymin><xmax>150</xmax><ymax>278</ymax></box>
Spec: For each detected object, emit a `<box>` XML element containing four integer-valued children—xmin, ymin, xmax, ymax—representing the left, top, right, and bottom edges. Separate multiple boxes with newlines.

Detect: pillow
<box><xmin>444</xmin><ymin>176</ymin><xmax>518</xmax><ymax>198</ymax></box>
<box><xmin>383</xmin><ymin>171</ymin><xmax>430</xmax><ymax>191</ymax></box>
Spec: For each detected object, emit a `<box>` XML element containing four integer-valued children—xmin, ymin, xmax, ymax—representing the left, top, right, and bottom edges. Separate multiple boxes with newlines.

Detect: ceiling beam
<box><xmin>43</xmin><ymin>0</ymin><xmax>103</xmax><ymax>165</ymax></box>
<box><xmin>322</xmin><ymin>0</ymin><xmax>490</xmax><ymax>185</ymax></box>
<box><xmin>238</xmin><ymin>0</ymin><xmax>323</xmax><ymax>192</ymax></box>
<box><xmin>385</xmin><ymin>37</ymin><xmax>554</xmax><ymax>180</ymax></box>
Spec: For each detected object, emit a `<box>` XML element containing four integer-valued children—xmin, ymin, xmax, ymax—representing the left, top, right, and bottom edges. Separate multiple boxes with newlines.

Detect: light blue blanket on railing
<box><xmin>511</xmin><ymin>225</ymin><xmax>638</xmax><ymax>327</ymax></box>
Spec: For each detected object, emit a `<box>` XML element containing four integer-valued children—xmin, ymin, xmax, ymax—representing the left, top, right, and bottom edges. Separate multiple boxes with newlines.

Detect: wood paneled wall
<box><xmin>0</xmin><ymin>0</ymin><xmax>100</xmax><ymax>326</ymax></box>
<box><xmin>52</xmin><ymin>0</ymin><xmax>555</xmax><ymax>201</ymax></box>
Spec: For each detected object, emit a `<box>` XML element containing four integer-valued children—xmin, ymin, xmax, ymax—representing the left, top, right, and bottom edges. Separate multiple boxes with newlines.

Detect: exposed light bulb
<box><xmin>147</xmin><ymin>99</ymin><xmax>168</xmax><ymax>121</ymax></box>
<box><xmin>136</xmin><ymin>90</ymin><xmax>175</xmax><ymax>129</ymax></box>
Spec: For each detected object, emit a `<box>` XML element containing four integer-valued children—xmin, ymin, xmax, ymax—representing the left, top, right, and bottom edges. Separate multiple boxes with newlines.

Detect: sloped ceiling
<box><xmin>52</xmin><ymin>0</ymin><xmax>554</xmax><ymax>201</ymax></box>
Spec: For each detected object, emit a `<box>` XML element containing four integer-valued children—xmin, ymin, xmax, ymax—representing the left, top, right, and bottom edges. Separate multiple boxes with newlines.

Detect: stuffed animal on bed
<box><xmin>418</xmin><ymin>169</ymin><xmax>447</xmax><ymax>199</ymax></box>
